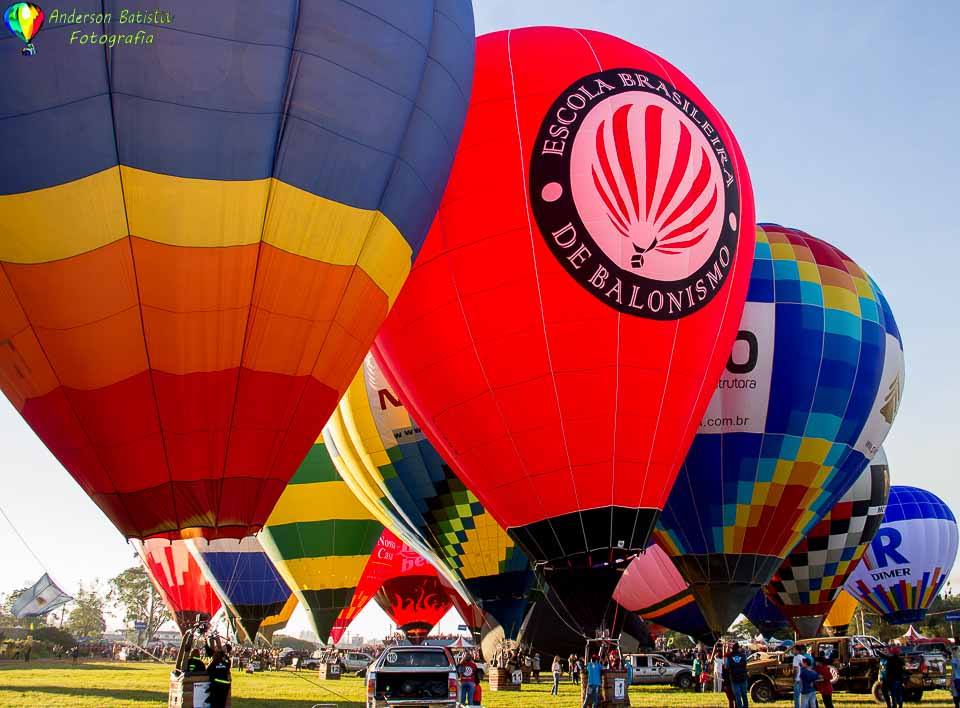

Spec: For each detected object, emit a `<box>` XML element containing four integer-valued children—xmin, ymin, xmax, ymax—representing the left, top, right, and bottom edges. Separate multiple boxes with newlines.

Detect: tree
<box><xmin>66</xmin><ymin>583</ymin><xmax>106</xmax><ymax>639</ymax></box>
<box><xmin>107</xmin><ymin>566</ymin><xmax>170</xmax><ymax>645</ymax></box>
<box><xmin>729</xmin><ymin>617</ymin><xmax>759</xmax><ymax>641</ymax></box>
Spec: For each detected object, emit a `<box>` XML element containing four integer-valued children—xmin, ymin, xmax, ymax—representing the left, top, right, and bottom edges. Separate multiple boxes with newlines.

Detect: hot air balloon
<box><xmin>331</xmin><ymin>353</ymin><xmax>533</xmax><ymax>639</ymax></box>
<box><xmin>743</xmin><ymin>591</ymin><xmax>790</xmax><ymax>638</ymax></box>
<box><xmin>0</xmin><ymin>0</ymin><xmax>475</xmax><ymax>541</ymax></box>
<box><xmin>344</xmin><ymin>529</ymin><xmax>454</xmax><ymax>642</ymax></box>
<box><xmin>373</xmin><ymin>26</ymin><xmax>756</xmax><ymax>636</ymax></box>
<box><xmin>845</xmin><ymin>486</ymin><xmax>958</xmax><ymax>625</ymax></box>
<box><xmin>613</xmin><ymin>544</ymin><xmax>713</xmax><ymax>642</ymax></box>
<box><xmin>656</xmin><ymin>224</ymin><xmax>905</xmax><ymax>632</ymax></box>
<box><xmin>823</xmin><ymin>590</ymin><xmax>859</xmax><ymax>637</ymax></box>
<box><xmin>187</xmin><ymin>536</ymin><xmax>293</xmax><ymax>642</ymax></box>
<box><xmin>373</xmin><ymin>533</ymin><xmax>455</xmax><ymax>643</ymax></box>
<box><xmin>259</xmin><ymin>432</ymin><xmax>382</xmax><ymax>644</ymax></box>
<box><xmin>134</xmin><ymin>538</ymin><xmax>222</xmax><ymax>633</ymax></box>
<box><xmin>767</xmin><ymin>448</ymin><xmax>891</xmax><ymax>637</ymax></box>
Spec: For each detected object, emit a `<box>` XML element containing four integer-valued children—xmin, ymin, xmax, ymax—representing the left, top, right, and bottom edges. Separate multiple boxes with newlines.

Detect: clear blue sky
<box><xmin>2</xmin><ymin>1</ymin><xmax>958</xmax><ymax>635</ymax></box>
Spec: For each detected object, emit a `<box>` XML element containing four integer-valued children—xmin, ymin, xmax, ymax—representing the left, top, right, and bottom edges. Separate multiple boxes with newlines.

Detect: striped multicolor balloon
<box><xmin>259</xmin><ymin>432</ymin><xmax>382</xmax><ymax>643</ymax></box>
<box><xmin>0</xmin><ymin>0</ymin><xmax>475</xmax><ymax>540</ymax></box>
<box><xmin>329</xmin><ymin>353</ymin><xmax>533</xmax><ymax>638</ymax></box>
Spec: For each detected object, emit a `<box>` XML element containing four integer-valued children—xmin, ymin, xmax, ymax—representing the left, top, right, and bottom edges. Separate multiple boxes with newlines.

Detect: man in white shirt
<box><xmin>792</xmin><ymin>644</ymin><xmax>806</xmax><ymax>708</ymax></box>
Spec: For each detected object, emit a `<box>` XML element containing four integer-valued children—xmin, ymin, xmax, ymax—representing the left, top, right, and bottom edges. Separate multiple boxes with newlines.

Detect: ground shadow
<box><xmin>0</xmin><ymin>660</ymin><xmax>140</xmax><ymax>671</ymax></box>
<box><xmin>0</xmin><ymin>684</ymin><xmax>167</xmax><ymax>703</ymax></box>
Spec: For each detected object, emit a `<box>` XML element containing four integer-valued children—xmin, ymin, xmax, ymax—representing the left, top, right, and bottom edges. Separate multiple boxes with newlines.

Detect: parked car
<box><xmin>626</xmin><ymin>653</ymin><xmax>696</xmax><ymax>689</ymax></box>
<box><xmin>366</xmin><ymin>645</ymin><xmax>459</xmax><ymax>708</ymax></box>
<box><xmin>341</xmin><ymin>651</ymin><xmax>375</xmax><ymax>674</ymax></box>
<box><xmin>748</xmin><ymin>635</ymin><xmax>945</xmax><ymax>704</ymax></box>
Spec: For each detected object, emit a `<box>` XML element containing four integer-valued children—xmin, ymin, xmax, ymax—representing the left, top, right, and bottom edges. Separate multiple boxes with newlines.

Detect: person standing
<box><xmin>791</xmin><ymin>645</ymin><xmax>806</xmax><ymax>708</ymax></box>
<box><xmin>207</xmin><ymin>649</ymin><xmax>232</xmax><ymax>708</ymax></box>
<box><xmin>582</xmin><ymin>654</ymin><xmax>602</xmax><ymax>708</ymax></box>
<box><xmin>458</xmin><ymin>652</ymin><xmax>478</xmax><ymax>706</ymax></box>
<box><xmin>533</xmin><ymin>653</ymin><xmax>541</xmax><ymax>683</ymax></box>
<box><xmin>693</xmin><ymin>653</ymin><xmax>703</xmax><ymax>691</ymax></box>
<box><xmin>23</xmin><ymin>636</ymin><xmax>32</xmax><ymax>663</ymax></box>
<box><xmin>815</xmin><ymin>655</ymin><xmax>836</xmax><ymax>708</ymax></box>
<box><xmin>798</xmin><ymin>658</ymin><xmax>819</xmax><ymax>708</ymax></box>
<box><xmin>713</xmin><ymin>646</ymin><xmax>725</xmax><ymax>693</ymax></box>
<box><xmin>949</xmin><ymin>645</ymin><xmax>960</xmax><ymax>708</ymax></box>
<box><xmin>569</xmin><ymin>654</ymin><xmax>579</xmax><ymax>684</ymax></box>
<box><xmin>725</xmin><ymin>643</ymin><xmax>749</xmax><ymax>708</ymax></box>
<box><xmin>886</xmin><ymin>647</ymin><xmax>906</xmax><ymax>708</ymax></box>
<box><xmin>551</xmin><ymin>655</ymin><xmax>563</xmax><ymax>696</ymax></box>
<box><xmin>185</xmin><ymin>648</ymin><xmax>206</xmax><ymax>674</ymax></box>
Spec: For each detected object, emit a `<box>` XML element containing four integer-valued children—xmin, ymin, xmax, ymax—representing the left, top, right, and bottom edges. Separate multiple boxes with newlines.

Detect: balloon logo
<box><xmin>3</xmin><ymin>2</ymin><xmax>43</xmax><ymax>55</ymax></box>
<box><xmin>529</xmin><ymin>68</ymin><xmax>742</xmax><ymax>318</ymax></box>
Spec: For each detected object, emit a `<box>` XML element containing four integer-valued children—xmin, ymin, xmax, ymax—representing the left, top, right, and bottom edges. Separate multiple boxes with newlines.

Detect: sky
<box><xmin>2</xmin><ymin>1</ymin><xmax>959</xmax><ymax>636</ymax></box>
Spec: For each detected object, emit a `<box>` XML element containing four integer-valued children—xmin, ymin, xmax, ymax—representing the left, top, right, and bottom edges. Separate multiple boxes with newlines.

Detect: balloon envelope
<box><xmin>743</xmin><ymin>591</ymin><xmax>790</xmax><ymax>638</ymax></box>
<box><xmin>333</xmin><ymin>353</ymin><xmax>533</xmax><ymax>637</ymax></box>
<box><xmin>374</xmin><ymin>25</ymin><xmax>756</xmax><ymax>635</ymax></box>
<box><xmin>656</xmin><ymin>224</ymin><xmax>904</xmax><ymax>632</ymax></box>
<box><xmin>768</xmin><ymin>448</ymin><xmax>890</xmax><ymax>631</ymax></box>
<box><xmin>134</xmin><ymin>538</ymin><xmax>222</xmax><ymax>633</ymax></box>
<box><xmin>845</xmin><ymin>486</ymin><xmax>958</xmax><ymax>625</ymax></box>
<box><xmin>0</xmin><ymin>0</ymin><xmax>475</xmax><ymax>540</ymax></box>
<box><xmin>188</xmin><ymin>535</ymin><xmax>292</xmax><ymax>642</ymax></box>
<box><xmin>259</xmin><ymin>432</ymin><xmax>383</xmax><ymax>644</ymax></box>
<box><xmin>613</xmin><ymin>544</ymin><xmax>713</xmax><ymax>642</ymax></box>
<box><xmin>259</xmin><ymin>595</ymin><xmax>298</xmax><ymax>643</ymax></box>
<box><xmin>823</xmin><ymin>590</ymin><xmax>859</xmax><ymax>636</ymax></box>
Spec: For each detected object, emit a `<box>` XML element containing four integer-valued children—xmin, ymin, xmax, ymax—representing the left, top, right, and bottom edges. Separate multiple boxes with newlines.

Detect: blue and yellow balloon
<box><xmin>3</xmin><ymin>3</ymin><xmax>44</xmax><ymax>55</ymax></box>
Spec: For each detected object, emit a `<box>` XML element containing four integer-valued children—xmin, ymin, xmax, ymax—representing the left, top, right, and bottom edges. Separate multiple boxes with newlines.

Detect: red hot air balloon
<box><xmin>374</xmin><ymin>27</ymin><xmax>755</xmax><ymax>634</ymax></box>
<box><xmin>372</xmin><ymin>531</ymin><xmax>455</xmax><ymax>643</ymax></box>
<box><xmin>134</xmin><ymin>538</ymin><xmax>221</xmax><ymax>633</ymax></box>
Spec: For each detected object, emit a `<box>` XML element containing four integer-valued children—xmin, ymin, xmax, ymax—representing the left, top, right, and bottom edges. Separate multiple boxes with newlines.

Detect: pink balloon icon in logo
<box><xmin>571</xmin><ymin>92</ymin><xmax>726</xmax><ymax>281</ymax></box>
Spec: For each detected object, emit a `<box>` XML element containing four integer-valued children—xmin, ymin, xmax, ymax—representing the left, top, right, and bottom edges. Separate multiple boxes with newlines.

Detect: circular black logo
<box><xmin>529</xmin><ymin>68</ymin><xmax>741</xmax><ymax>319</ymax></box>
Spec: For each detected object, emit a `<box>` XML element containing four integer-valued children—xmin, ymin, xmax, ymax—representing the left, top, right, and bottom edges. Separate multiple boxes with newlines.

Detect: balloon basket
<box><xmin>168</xmin><ymin>671</ymin><xmax>231</xmax><ymax>708</ymax></box>
<box><xmin>580</xmin><ymin>670</ymin><xmax>629</xmax><ymax>708</ymax></box>
<box><xmin>487</xmin><ymin>667</ymin><xmax>521</xmax><ymax>691</ymax></box>
<box><xmin>318</xmin><ymin>662</ymin><xmax>341</xmax><ymax>680</ymax></box>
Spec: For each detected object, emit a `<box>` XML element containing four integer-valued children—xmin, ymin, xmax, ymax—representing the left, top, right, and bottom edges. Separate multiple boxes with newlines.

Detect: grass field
<box><xmin>0</xmin><ymin>660</ymin><xmax>954</xmax><ymax>707</ymax></box>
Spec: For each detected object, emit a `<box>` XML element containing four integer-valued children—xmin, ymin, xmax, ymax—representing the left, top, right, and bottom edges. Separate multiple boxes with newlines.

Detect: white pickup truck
<box><xmin>626</xmin><ymin>653</ymin><xmax>696</xmax><ymax>689</ymax></box>
<box><xmin>366</xmin><ymin>646</ymin><xmax>459</xmax><ymax>708</ymax></box>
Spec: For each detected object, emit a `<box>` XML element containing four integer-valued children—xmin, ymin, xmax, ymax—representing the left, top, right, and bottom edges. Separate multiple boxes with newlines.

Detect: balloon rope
<box><xmin>263</xmin><ymin>665</ymin><xmax>355</xmax><ymax>703</ymax></box>
<box><xmin>535</xmin><ymin>576</ymin><xmax>590</xmax><ymax>641</ymax></box>
<box><xmin>0</xmin><ymin>502</ymin><xmax>50</xmax><ymax>574</ymax></box>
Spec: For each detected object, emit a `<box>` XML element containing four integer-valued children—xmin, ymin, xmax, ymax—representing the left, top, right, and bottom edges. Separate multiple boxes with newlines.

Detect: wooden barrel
<box><xmin>317</xmin><ymin>662</ymin><xmax>342</xmax><ymax>680</ymax></box>
<box><xmin>488</xmin><ymin>666</ymin><xmax>522</xmax><ymax>691</ymax></box>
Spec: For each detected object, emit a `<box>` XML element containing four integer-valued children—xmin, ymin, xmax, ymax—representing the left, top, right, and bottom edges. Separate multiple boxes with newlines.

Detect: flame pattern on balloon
<box><xmin>587</xmin><ymin>101</ymin><xmax>722</xmax><ymax>269</ymax></box>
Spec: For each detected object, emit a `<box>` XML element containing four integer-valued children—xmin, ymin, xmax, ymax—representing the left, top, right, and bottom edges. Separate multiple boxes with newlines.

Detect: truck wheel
<box><xmin>871</xmin><ymin>680</ymin><xmax>885</xmax><ymax>704</ymax></box>
<box><xmin>675</xmin><ymin>673</ymin><xmax>694</xmax><ymax>690</ymax></box>
<box><xmin>750</xmin><ymin>680</ymin><xmax>775</xmax><ymax>703</ymax></box>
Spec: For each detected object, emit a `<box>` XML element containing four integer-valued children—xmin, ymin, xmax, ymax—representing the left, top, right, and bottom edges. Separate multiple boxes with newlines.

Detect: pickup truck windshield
<box><xmin>382</xmin><ymin>651</ymin><xmax>451</xmax><ymax>668</ymax></box>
